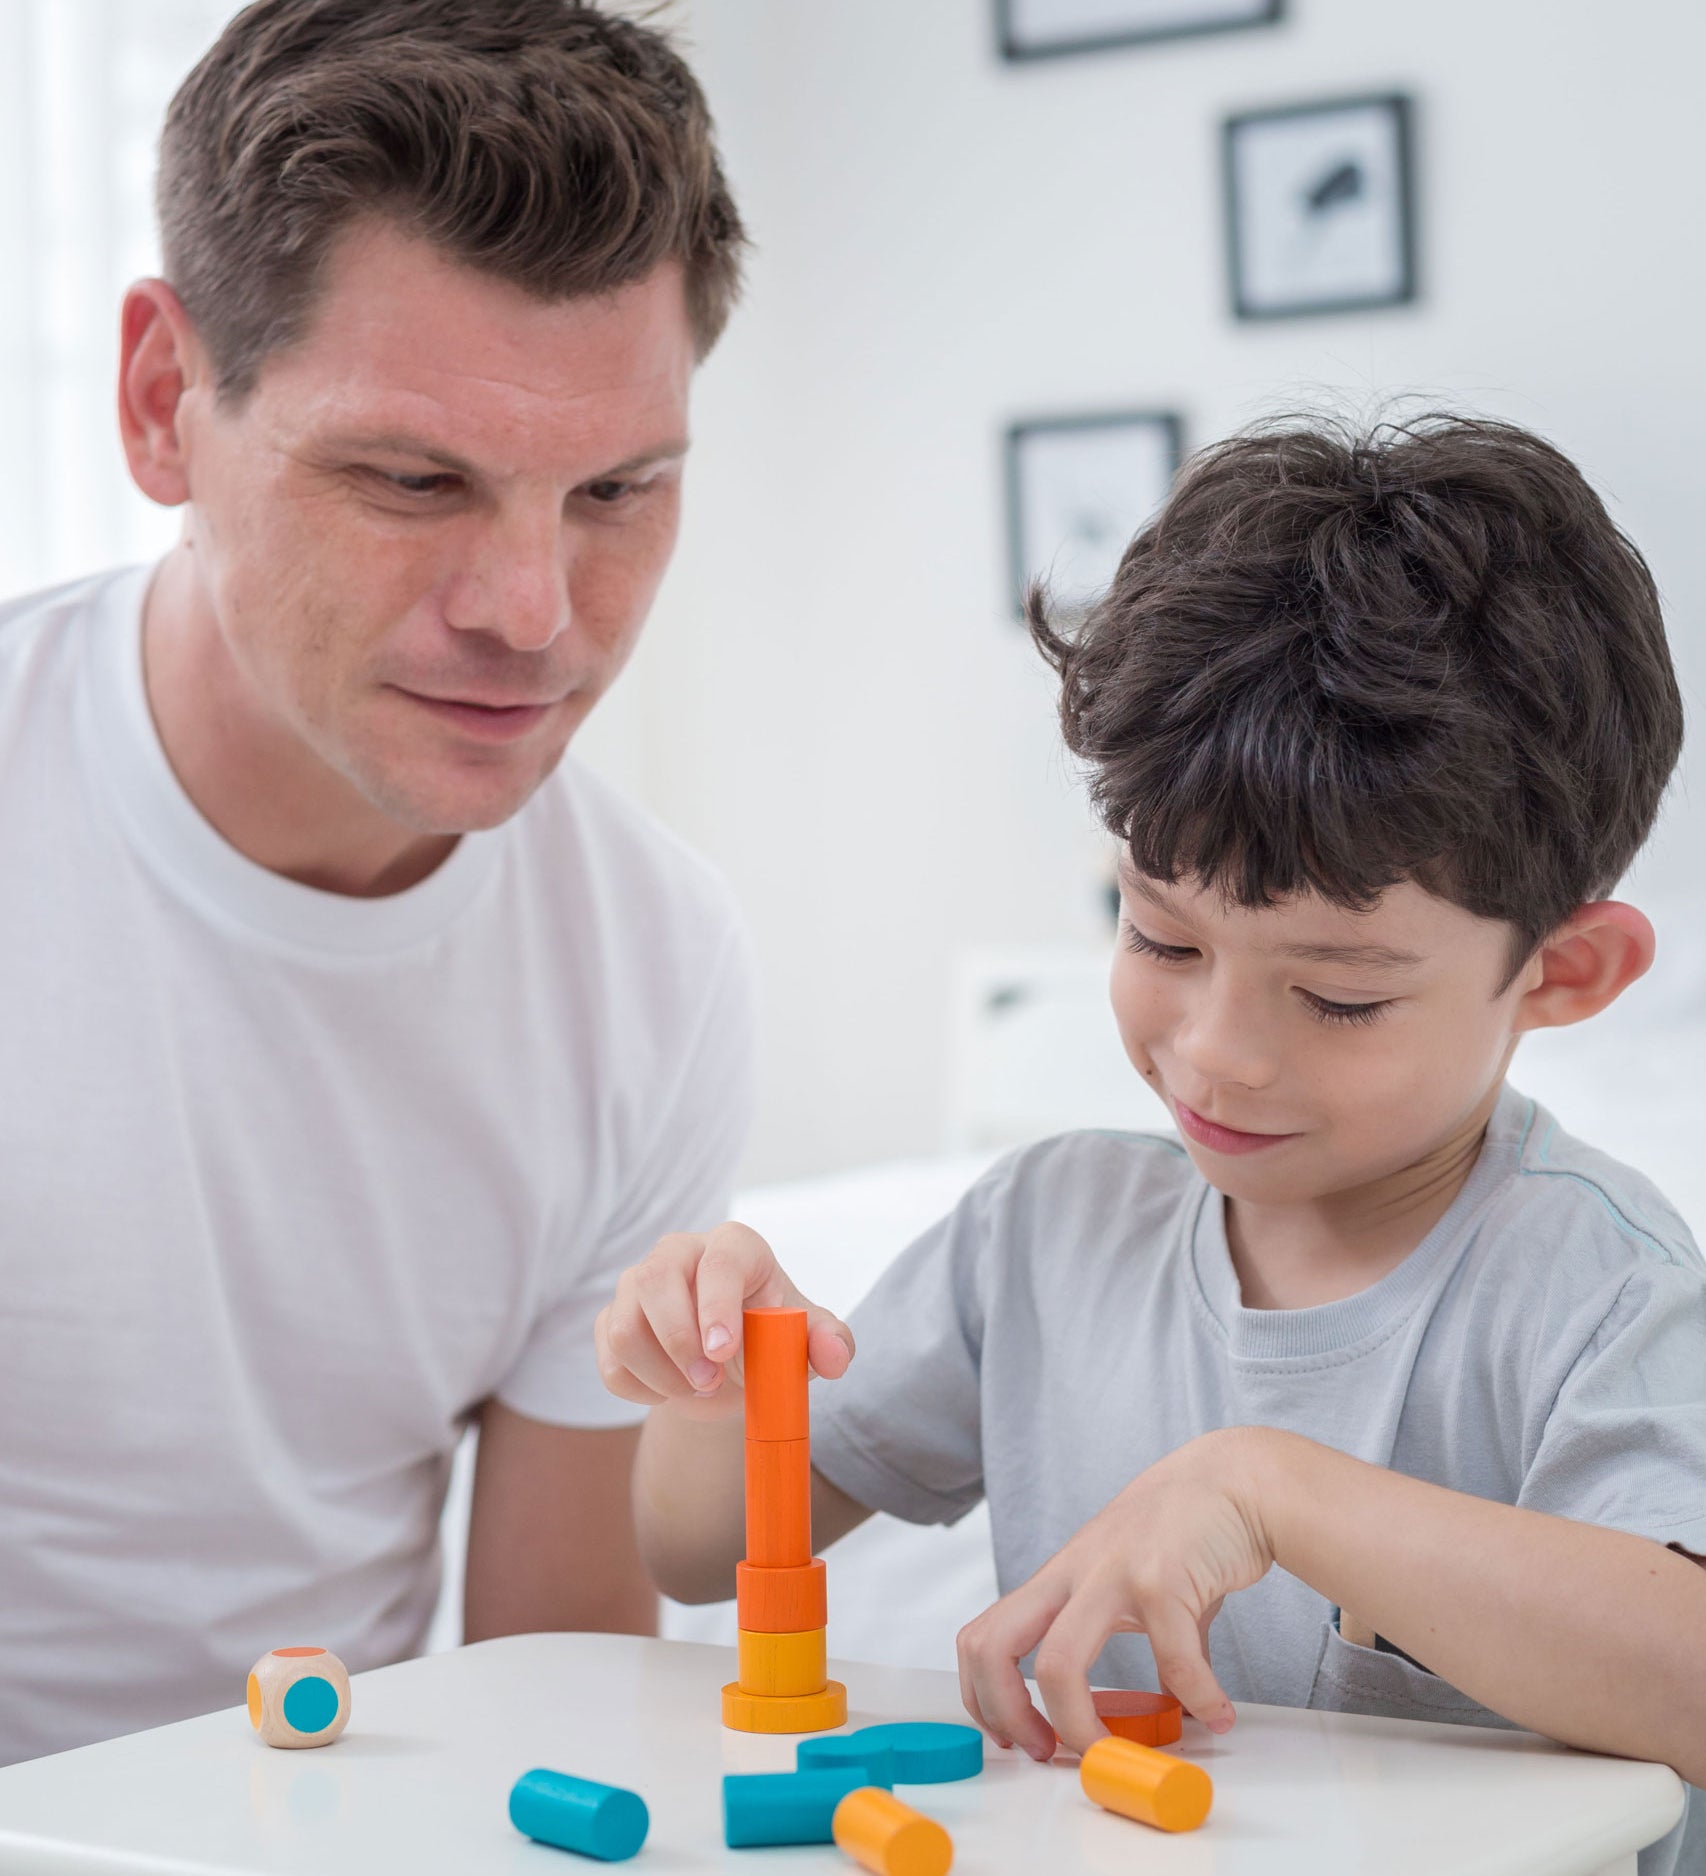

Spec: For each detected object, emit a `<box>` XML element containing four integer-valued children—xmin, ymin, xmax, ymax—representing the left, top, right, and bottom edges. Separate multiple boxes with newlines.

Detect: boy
<box><xmin>596</xmin><ymin>415</ymin><xmax>1706</xmax><ymax>1870</ymax></box>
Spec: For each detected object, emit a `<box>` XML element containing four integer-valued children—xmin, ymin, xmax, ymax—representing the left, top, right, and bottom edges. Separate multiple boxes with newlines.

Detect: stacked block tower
<box><xmin>721</xmin><ymin>1306</ymin><xmax>847</xmax><ymax>1733</ymax></box>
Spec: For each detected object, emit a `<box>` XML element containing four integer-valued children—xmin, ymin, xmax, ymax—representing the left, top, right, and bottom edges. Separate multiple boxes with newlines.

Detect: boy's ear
<box><xmin>1511</xmin><ymin>901</ymin><xmax>1655</xmax><ymax>1034</ymax></box>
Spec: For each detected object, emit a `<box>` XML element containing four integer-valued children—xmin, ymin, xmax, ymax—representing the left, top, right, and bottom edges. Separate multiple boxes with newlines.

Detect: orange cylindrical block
<box><xmin>1079</xmin><ymin>1736</ymin><xmax>1212</xmax><ymax>1834</ymax></box>
<box><xmin>743</xmin><ymin>1307</ymin><xmax>809</xmax><ymax>1442</ymax></box>
<box><xmin>737</xmin><ymin>1559</ymin><xmax>827</xmax><ymax>1633</ymax></box>
<box><xmin>744</xmin><ymin>1436</ymin><xmax>811</xmax><ymax>1566</ymax></box>
<box><xmin>1053</xmin><ymin>1690</ymin><xmax>1182</xmax><ymax>1750</ymax></box>
<box><xmin>832</xmin><ymin>1787</ymin><xmax>953</xmax><ymax>1876</ymax></box>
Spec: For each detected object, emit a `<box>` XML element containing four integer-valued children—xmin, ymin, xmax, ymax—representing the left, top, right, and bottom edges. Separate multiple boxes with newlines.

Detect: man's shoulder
<box><xmin>0</xmin><ymin>568</ymin><xmax>120</xmax><ymax>675</ymax></box>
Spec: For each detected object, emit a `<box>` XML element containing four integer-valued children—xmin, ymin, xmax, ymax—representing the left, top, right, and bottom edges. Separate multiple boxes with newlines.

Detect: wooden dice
<box><xmin>246</xmin><ymin>1646</ymin><xmax>351</xmax><ymax>1748</ymax></box>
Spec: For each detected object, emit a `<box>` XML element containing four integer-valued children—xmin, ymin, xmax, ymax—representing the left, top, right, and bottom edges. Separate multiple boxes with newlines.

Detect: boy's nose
<box><xmin>1171</xmin><ymin>995</ymin><xmax>1279</xmax><ymax>1092</ymax></box>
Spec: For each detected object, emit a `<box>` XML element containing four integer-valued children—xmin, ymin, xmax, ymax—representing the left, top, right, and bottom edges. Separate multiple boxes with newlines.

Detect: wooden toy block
<box><xmin>509</xmin><ymin>1767</ymin><xmax>649</xmax><ymax>1861</ymax></box>
<box><xmin>843</xmin><ymin>1722</ymin><xmax>981</xmax><ymax>1784</ymax></box>
<box><xmin>737</xmin><ymin>1625</ymin><xmax>827</xmax><ymax>1698</ymax></box>
<box><xmin>721</xmin><ymin>1679</ymin><xmax>848</xmax><ymax>1734</ymax></box>
<box><xmin>832</xmin><ymin>1786</ymin><xmax>954</xmax><ymax>1876</ymax></box>
<box><xmin>1051</xmin><ymin>1689</ymin><xmax>1183</xmax><ymax>1749</ymax></box>
<box><xmin>737</xmin><ymin>1559</ymin><xmax>827</xmax><ymax>1633</ymax></box>
<box><xmin>744</xmin><ymin>1436</ymin><xmax>812</xmax><ymax>1567</ymax></box>
<box><xmin>797</xmin><ymin>1734</ymin><xmax>896</xmax><ymax>1787</ymax></box>
<box><xmin>245</xmin><ymin>1647</ymin><xmax>350</xmax><ymax>1749</ymax></box>
<box><xmin>723</xmin><ymin>1767</ymin><xmax>879</xmax><ymax>1847</ymax></box>
<box><xmin>1079</xmin><ymin>1736</ymin><xmax>1213</xmax><ymax>1834</ymax></box>
<box><xmin>742</xmin><ymin>1306</ymin><xmax>809</xmax><ymax>1441</ymax></box>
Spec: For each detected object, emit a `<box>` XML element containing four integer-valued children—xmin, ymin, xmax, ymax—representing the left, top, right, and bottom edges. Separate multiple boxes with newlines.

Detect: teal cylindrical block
<box><xmin>847</xmin><ymin>1721</ymin><xmax>983</xmax><ymax>1783</ymax></box>
<box><xmin>796</xmin><ymin>1733</ymin><xmax>896</xmax><ymax>1788</ymax></box>
<box><xmin>723</xmin><ymin>1767</ymin><xmax>879</xmax><ymax>1848</ymax></box>
<box><xmin>508</xmin><ymin>1767</ymin><xmax>649</xmax><ymax>1861</ymax></box>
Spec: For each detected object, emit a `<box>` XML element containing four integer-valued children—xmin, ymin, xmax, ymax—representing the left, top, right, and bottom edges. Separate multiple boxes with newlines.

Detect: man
<box><xmin>0</xmin><ymin>0</ymin><xmax>752</xmax><ymax>1762</ymax></box>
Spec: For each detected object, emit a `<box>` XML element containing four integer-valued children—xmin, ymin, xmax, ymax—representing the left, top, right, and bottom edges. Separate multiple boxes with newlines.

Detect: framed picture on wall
<box><xmin>1223</xmin><ymin>93</ymin><xmax>1417</xmax><ymax>319</ymax></box>
<box><xmin>998</xmin><ymin>0</ymin><xmax>1282</xmax><ymax>61</ymax></box>
<box><xmin>1005</xmin><ymin>411</ymin><xmax>1183</xmax><ymax>619</ymax></box>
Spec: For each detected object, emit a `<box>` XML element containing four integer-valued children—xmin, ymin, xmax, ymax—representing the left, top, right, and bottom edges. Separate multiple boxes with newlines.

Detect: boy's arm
<box><xmin>1261</xmin><ymin>1431</ymin><xmax>1706</xmax><ymax>1782</ymax></box>
<box><xmin>634</xmin><ymin>1403</ymin><xmax>872</xmax><ymax>1602</ymax></box>
<box><xmin>960</xmin><ymin>1426</ymin><xmax>1706</xmax><ymax>1787</ymax></box>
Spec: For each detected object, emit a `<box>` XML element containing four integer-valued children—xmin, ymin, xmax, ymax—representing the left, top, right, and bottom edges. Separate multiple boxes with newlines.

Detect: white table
<box><xmin>0</xmin><ymin>1634</ymin><xmax>1683</xmax><ymax>1875</ymax></box>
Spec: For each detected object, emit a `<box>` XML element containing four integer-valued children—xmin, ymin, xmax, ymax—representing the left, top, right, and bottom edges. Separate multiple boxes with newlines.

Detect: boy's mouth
<box><xmin>1175</xmin><ymin>1100</ymin><xmax>1300</xmax><ymax>1156</ymax></box>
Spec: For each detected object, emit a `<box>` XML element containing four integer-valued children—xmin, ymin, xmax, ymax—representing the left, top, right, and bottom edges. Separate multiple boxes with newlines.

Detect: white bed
<box><xmin>432</xmin><ymin>903</ymin><xmax>1706</xmax><ymax>1672</ymax></box>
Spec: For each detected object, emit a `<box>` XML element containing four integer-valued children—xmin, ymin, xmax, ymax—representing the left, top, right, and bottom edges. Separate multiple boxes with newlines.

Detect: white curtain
<box><xmin>0</xmin><ymin>0</ymin><xmax>233</xmax><ymax>597</ymax></box>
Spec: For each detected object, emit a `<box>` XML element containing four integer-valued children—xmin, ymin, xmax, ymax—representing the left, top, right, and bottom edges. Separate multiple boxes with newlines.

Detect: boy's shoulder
<box><xmin>1484</xmin><ymin>1085</ymin><xmax>1701</xmax><ymax>1281</ymax></box>
<box><xmin>963</xmin><ymin>1124</ymin><xmax>1204</xmax><ymax>1251</ymax></box>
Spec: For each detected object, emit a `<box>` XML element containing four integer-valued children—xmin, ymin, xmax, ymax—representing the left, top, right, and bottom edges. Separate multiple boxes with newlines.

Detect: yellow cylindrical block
<box><xmin>832</xmin><ymin>1786</ymin><xmax>953</xmax><ymax>1876</ymax></box>
<box><xmin>721</xmin><ymin>1679</ymin><xmax>847</xmax><ymax>1734</ymax></box>
<box><xmin>1079</xmin><ymin>1735</ymin><xmax>1212</xmax><ymax>1833</ymax></box>
<box><xmin>737</xmin><ymin>1625</ymin><xmax>827</xmax><ymax>1697</ymax></box>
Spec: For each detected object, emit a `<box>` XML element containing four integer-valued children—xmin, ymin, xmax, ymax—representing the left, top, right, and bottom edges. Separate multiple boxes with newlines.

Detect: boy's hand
<box><xmin>595</xmin><ymin>1221</ymin><xmax>854</xmax><ymax>1422</ymax></box>
<box><xmin>956</xmin><ymin>1428</ymin><xmax>1272</xmax><ymax>1759</ymax></box>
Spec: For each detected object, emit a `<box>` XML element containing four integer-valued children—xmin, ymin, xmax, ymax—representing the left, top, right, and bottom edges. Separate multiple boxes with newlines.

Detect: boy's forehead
<box><xmin>1117</xmin><ymin>863</ymin><xmax>1501</xmax><ymax>970</ymax></box>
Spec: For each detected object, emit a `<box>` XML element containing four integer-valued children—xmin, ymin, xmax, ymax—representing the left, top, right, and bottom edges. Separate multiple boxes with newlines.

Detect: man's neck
<box><xmin>1223</xmin><ymin>1086</ymin><xmax>1503</xmax><ymax>1310</ymax></box>
<box><xmin>141</xmin><ymin>547</ymin><xmax>457</xmax><ymax>898</ymax></box>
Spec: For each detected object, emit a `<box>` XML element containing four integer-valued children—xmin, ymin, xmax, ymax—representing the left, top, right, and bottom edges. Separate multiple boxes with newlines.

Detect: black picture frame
<box><xmin>998</xmin><ymin>0</ymin><xmax>1282</xmax><ymax>62</ymax></box>
<box><xmin>1222</xmin><ymin>92</ymin><xmax>1418</xmax><ymax>321</ymax></box>
<box><xmin>1004</xmin><ymin>411</ymin><xmax>1185</xmax><ymax>620</ymax></box>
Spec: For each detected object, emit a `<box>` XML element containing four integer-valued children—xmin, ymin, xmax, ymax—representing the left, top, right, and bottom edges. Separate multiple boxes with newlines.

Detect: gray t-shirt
<box><xmin>812</xmin><ymin>1083</ymin><xmax>1706</xmax><ymax>1875</ymax></box>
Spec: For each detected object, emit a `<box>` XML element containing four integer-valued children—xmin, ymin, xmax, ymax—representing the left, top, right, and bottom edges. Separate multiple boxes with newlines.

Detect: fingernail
<box><xmin>688</xmin><ymin>1359</ymin><xmax>719</xmax><ymax>1390</ymax></box>
<box><xmin>704</xmin><ymin>1325</ymin><xmax>731</xmax><ymax>1354</ymax></box>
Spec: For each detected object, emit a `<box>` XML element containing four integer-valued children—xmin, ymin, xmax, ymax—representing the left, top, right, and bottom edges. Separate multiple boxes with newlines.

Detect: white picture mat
<box><xmin>1013</xmin><ymin>418</ymin><xmax>1176</xmax><ymax>610</ymax></box>
<box><xmin>1231</xmin><ymin>99</ymin><xmax>1409</xmax><ymax>311</ymax></box>
<box><xmin>1007</xmin><ymin>0</ymin><xmax>1275</xmax><ymax>43</ymax></box>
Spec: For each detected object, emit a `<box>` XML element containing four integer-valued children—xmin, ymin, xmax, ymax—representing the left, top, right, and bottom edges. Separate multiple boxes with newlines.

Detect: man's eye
<box><xmin>380</xmin><ymin>472</ymin><xmax>457</xmax><ymax>496</ymax></box>
<box><xmin>583</xmin><ymin>478</ymin><xmax>639</xmax><ymax>504</ymax></box>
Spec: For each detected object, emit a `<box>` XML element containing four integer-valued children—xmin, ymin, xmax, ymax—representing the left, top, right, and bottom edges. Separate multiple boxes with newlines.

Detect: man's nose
<box><xmin>445</xmin><ymin>513</ymin><xmax>572</xmax><ymax>653</ymax></box>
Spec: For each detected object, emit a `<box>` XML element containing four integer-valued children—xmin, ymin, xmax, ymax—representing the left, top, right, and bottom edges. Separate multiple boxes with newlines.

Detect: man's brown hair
<box><xmin>1030</xmin><ymin>413</ymin><xmax>1684</xmax><ymax>970</ymax></box>
<box><xmin>158</xmin><ymin>0</ymin><xmax>745</xmax><ymax>401</ymax></box>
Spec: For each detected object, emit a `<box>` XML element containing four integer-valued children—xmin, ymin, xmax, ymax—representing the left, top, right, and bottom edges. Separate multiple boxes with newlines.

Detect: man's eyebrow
<box><xmin>1120</xmin><ymin>871</ymin><xmax>1423</xmax><ymax>970</ymax></box>
<box><xmin>319</xmin><ymin>432</ymin><xmax>691</xmax><ymax>478</ymax></box>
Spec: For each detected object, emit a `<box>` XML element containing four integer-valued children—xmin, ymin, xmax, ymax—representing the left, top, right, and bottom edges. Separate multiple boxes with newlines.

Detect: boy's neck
<box><xmin>1222</xmin><ymin>1085</ymin><xmax>1503</xmax><ymax>1310</ymax></box>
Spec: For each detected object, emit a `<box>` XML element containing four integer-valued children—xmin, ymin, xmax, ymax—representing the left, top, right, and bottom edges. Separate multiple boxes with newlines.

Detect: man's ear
<box><xmin>1512</xmin><ymin>901</ymin><xmax>1655</xmax><ymax>1034</ymax></box>
<box><xmin>117</xmin><ymin>278</ymin><xmax>204</xmax><ymax>508</ymax></box>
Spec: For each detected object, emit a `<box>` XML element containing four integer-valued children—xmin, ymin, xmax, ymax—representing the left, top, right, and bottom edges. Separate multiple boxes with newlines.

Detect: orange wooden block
<box><xmin>832</xmin><ymin>1786</ymin><xmax>953</xmax><ymax>1876</ymax></box>
<box><xmin>737</xmin><ymin>1625</ymin><xmax>827</xmax><ymax>1697</ymax></box>
<box><xmin>1086</xmin><ymin>1689</ymin><xmax>1182</xmax><ymax>1747</ymax></box>
<box><xmin>721</xmin><ymin>1679</ymin><xmax>847</xmax><ymax>1734</ymax></box>
<box><xmin>745</xmin><ymin>1436</ymin><xmax>812</xmax><ymax>1567</ymax></box>
<box><xmin>743</xmin><ymin>1307</ymin><xmax>809</xmax><ymax>1442</ymax></box>
<box><xmin>737</xmin><ymin>1560</ymin><xmax>827</xmax><ymax>1634</ymax></box>
<box><xmin>1080</xmin><ymin>1736</ymin><xmax>1212</xmax><ymax>1834</ymax></box>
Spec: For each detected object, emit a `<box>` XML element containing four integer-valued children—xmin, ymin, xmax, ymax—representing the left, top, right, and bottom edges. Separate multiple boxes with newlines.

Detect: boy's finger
<box><xmin>1031</xmin><ymin>1589</ymin><xmax>1116</xmax><ymax>1756</ymax></box>
<box><xmin>805</xmin><ymin>1312</ymin><xmax>855</xmax><ymax>1379</ymax></box>
<box><xmin>632</xmin><ymin>1250</ymin><xmax>724</xmax><ymax>1390</ymax></box>
<box><xmin>602</xmin><ymin>1284</ymin><xmax>703</xmax><ymax>1402</ymax></box>
<box><xmin>960</xmin><ymin>1580</ymin><xmax>1065</xmax><ymax>1761</ymax></box>
<box><xmin>695</xmin><ymin>1221</ymin><xmax>782</xmax><ymax>1358</ymax></box>
<box><xmin>593</xmin><ymin>1309</ymin><xmax>671</xmax><ymax>1406</ymax></box>
<box><xmin>1145</xmin><ymin>1596</ymin><xmax>1235</xmax><ymax>1735</ymax></box>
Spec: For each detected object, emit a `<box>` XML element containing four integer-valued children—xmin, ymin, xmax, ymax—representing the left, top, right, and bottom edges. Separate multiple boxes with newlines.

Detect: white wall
<box><xmin>584</xmin><ymin>0</ymin><xmax>1706</xmax><ymax>1183</ymax></box>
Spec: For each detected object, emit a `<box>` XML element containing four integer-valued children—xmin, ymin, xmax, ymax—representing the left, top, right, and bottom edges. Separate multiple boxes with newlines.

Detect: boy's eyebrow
<box><xmin>1120</xmin><ymin>872</ymin><xmax>1423</xmax><ymax>971</ymax></box>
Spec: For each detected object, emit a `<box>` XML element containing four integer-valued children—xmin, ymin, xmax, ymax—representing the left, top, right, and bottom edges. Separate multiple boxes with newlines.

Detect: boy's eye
<box><xmin>1123</xmin><ymin>921</ymin><xmax>1197</xmax><ymax>964</ymax></box>
<box><xmin>1299</xmin><ymin>991</ymin><xmax>1391</xmax><ymax>1027</ymax></box>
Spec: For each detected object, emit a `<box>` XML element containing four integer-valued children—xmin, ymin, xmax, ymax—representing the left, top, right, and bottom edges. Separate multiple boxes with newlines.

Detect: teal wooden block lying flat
<box><xmin>723</xmin><ymin>1766</ymin><xmax>883</xmax><ymax>1847</ymax></box>
<box><xmin>509</xmin><ymin>1768</ymin><xmax>649</xmax><ymax>1861</ymax></box>
<box><xmin>846</xmin><ymin>1722</ymin><xmax>983</xmax><ymax>1784</ymax></box>
<box><xmin>796</xmin><ymin>1733</ymin><xmax>897</xmax><ymax>1787</ymax></box>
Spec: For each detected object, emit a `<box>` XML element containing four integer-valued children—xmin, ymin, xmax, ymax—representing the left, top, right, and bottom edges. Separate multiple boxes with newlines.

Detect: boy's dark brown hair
<box><xmin>1029</xmin><ymin>413</ymin><xmax>1684</xmax><ymax>973</ymax></box>
<box><xmin>158</xmin><ymin>0</ymin><xmax>745</xmax><ymax>402</ymax></box>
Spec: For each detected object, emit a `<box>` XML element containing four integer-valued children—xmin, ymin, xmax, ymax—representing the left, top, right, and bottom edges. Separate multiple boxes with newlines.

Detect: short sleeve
<box><xmin>1519</xmin><ymin>1260</ymin><xmax>1706</xmax><ymax>1556</ymax></box>
<box><xmin>810</xmin><ymin>1164</ymin><xmax>1000</xmax><ymax>1526</ymax></box>
<box><xmin>495</xmin><ymin>928</ymin><xmax>758</xmax><ymax>1428</ymax></box>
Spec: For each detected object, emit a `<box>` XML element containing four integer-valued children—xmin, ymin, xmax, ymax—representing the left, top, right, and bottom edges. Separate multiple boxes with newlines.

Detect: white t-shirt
<box><xmin>0</xmin><ymin>565</ymin><xmax>755</xmax><ymax>1764</ymax></box>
